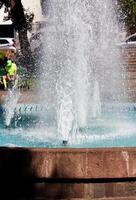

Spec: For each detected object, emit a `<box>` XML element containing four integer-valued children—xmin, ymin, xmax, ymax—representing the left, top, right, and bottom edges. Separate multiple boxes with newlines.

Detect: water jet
<box><xmin>0</xmin><ymin>0</ymin><xmax>136</xmax><ymax>199</ymax></box>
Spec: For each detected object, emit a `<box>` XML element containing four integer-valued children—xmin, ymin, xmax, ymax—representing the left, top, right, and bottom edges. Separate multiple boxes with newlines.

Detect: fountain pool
<box><xmin>1</xmin><ymin>103</ymin><xmax>136</xmax><ymax>148</ymax></box>
<box><xmin>0</xmin><ymin>1</ymin><xmax>127</xmax><ymax>149</ymax></box>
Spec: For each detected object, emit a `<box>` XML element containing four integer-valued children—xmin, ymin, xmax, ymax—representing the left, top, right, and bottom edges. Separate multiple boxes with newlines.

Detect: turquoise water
<box><xmin>1</xmin><ymin>104</ymin><xmax>136</xmax><ymax>148</ymax></box>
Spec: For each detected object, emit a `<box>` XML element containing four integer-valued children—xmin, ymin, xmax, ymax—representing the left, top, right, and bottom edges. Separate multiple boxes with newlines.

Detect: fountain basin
<box><xmin>0</xmin><ymin>147</ymin><xmax>133</xmax><ymax>179</ymax></box>
<box><xmin>1</xmin><ymin>103</ymin><xmax>136</xmax><ymax>148</ymax></box>
<box><xmin>1</xmin><ymin>104</ymin><xmax>136</xmax><ymax>198</ymax></box>
<box><xmin>1</xmin><ymin>101</ymin><xmax>136</xmax><ymax>199</ymax></box>
<box><xmin>0</xmin><ymin>147</ymin><xmax>136</xmax><ymax>199</ymax></box>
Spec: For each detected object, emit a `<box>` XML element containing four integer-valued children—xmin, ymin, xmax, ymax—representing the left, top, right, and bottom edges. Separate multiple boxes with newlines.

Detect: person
<box><xmin>3</xmin><ymin>59</ymin><xmax>18</xmax><ymax>90</ymax></box>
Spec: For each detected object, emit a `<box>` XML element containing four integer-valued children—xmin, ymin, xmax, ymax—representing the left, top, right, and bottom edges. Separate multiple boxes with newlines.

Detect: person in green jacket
<box><xmin>3</xmin><ymin>59</ymin><xmax>18</xmax><ymax>90</ymax></box>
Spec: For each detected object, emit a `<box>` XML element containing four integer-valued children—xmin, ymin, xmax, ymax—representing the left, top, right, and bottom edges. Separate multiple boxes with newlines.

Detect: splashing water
<box><xmin>38</xmin><ymin>0</ymin><xmax>125</xmax><ymax>142</ymax></box>
<box><xmin>3</xmin><ymin>90</ymin><xmax>20</xmax><ymax>127</ymax></box>
<box><xmin>92</xmin><ymin>79</ymin><xmax>101</xmax><ymax>119</ymax></box>
<box><xmin>56</xmin><ymin>84</ymin><xmax>75</xmax><ymax>141</ymax></box>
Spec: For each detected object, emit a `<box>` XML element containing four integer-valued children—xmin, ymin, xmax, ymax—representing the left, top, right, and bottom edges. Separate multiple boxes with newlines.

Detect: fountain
<box><xmin>0</xmin><ymin>0</ymin><xmax>135</xmax><ymax>148</ymax></box>
<box><xmin>1</xmin><ymin>1</ymin><xmax>136</xmax><ymax>199</ymax></box>
<box><xmin>37</xmin><ymin>0</ymin><xmax>126</xmax><ymax>145</ymax></box>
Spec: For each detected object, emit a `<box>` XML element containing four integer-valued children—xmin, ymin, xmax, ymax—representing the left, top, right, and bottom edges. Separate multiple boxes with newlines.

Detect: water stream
<box><xmin>39</xmin><ymin>0</ymin><xmax>125</xmax><ymax>142</ymax></box>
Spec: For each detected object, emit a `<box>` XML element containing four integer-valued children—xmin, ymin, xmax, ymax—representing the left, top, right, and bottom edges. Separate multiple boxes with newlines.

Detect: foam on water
<box><xmin>67</xmin><ymin>122</ymin><xmax>136</xmax><ymax>148</ymax></box>
<box><xmin>0</xmin><ymin>108</ymin><xmax>136</xmax><ymax>148</ymax></box>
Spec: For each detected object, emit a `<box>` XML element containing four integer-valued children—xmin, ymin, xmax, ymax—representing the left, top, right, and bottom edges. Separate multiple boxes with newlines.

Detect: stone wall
<box><xmin>122</xmin><ymin>47</ymin><xmax>136</xmax><ymax>102</ymax></box>
<box><xmin>1</xmin><ymin>147</ymin><xmax>136</xmax><ymax>199</ymax></box>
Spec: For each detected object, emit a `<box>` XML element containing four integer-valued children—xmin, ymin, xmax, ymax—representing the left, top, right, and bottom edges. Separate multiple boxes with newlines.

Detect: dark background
<box><xmin>0</xmin><ymin>24</ymin><xmax>14</xmax><ymax>38</ymax></box>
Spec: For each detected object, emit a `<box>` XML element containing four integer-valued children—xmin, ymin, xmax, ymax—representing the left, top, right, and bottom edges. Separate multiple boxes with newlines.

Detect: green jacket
<box><xmin>5</xmin><ymin>61</ymin><xmax>17</xmax><ymax>76</ymax></box>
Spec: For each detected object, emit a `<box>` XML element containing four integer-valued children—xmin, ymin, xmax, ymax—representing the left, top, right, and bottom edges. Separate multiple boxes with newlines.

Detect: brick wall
<box><xmin>122</xmin><ymin>47</ymin><xmax>136</xmax><ymax>102</ymax></box>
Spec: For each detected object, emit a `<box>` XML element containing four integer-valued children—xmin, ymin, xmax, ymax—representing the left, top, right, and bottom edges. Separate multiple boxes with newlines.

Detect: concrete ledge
<box><xmin>1</xmin><ymin>147</ymin><xmax>136</xmax><ymax>199</ymax></box>
<box><xmin>0</xmin><ymin>147</ymin><xmax>135</xmax><ymax>179</ymax></box>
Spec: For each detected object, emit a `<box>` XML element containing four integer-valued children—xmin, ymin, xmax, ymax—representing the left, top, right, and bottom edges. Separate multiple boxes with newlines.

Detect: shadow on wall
<box><xmin>0</xmin><ymin>148</ymin><xmax>136</xmax><ymax>199</ymax></box>
<box><xmin>34</xmin><ymin>169</ymin><xmax>84</xmax><ymax>199</ymax></box>
<box><xmin>0</xmin><ymin>148</ymin><xmax>85</xmax><ymax>200</ymax></box>
<box><xmin>0</xmin><ymin>147</ymin><xmax>36</xmax><ymax>200</ymax></box>
<box><xmin>31</xmin><ymin>151</ymin><xmax>85</xmax><ymax>199</ymax></box>
<box><xmin>34</xmin><ymin>169</ymin><xmax>70</xmax><ymax>199</ymax></box>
